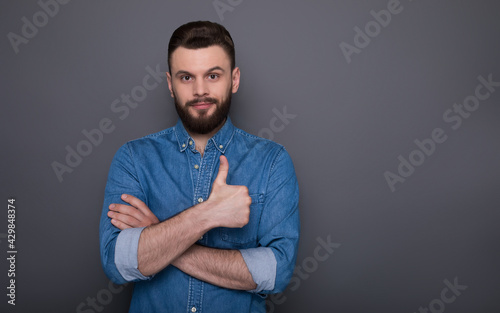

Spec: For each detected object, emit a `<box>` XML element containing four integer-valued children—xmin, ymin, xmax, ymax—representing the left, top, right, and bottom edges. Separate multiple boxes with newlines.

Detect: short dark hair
<box><xmin>168</xmin><ymin>21</ymin><xmax>236</xmax><ymax>72</ymax></box>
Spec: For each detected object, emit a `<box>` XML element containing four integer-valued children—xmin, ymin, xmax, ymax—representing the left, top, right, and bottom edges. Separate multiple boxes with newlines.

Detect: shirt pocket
<box><xmin>219</xmin><ymin>194</ymin><xmax>265</xmax><ymax>247</ymax></box>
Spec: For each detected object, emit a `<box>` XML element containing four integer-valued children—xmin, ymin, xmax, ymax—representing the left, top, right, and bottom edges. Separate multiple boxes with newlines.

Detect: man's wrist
<box><xmin>190</xmin><ymin>201</ymin><xmax>218</xmax><ymax>231</ymax></box>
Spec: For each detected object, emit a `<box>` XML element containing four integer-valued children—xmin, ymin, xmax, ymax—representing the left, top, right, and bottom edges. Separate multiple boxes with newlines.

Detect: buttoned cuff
<box><xmin>115</xmin><ymin>227</ymin><xmax>151</xmax><ymax>281</ymax></box>
<box><xmin>239</xmin><ymin>247</ymin><xmax>277</xmax><ymax>293</ymax></box>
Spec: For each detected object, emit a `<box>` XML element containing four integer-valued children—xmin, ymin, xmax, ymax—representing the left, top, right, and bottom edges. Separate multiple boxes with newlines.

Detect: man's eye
<box><xmin>181</xmin><ymin>76</ymin><xmax>192</xmax><ymax>81</ymax></box>
<box><xmin>208</xmin><ymin>74</ymin><xmax>219</xmax><ymax>80</ymax></box>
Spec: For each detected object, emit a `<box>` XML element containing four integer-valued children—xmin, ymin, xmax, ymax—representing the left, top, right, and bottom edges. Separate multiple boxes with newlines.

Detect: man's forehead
<box><xmin>170</xmin><ymin>46</ymin><xmax>231</xmax><ymax>74</ymax></box>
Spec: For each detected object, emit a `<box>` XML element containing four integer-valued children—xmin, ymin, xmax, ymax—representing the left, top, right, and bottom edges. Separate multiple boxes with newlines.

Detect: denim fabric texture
<box><xmin>99</xmin><ymin>117</ymin><xmax>300</xmax><ymax>313</ymax></box>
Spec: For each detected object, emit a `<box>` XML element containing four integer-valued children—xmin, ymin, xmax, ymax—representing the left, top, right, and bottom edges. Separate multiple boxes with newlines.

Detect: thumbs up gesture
<box><xmin>206</xmin><ymin>155</ymin><xmax>251</xmax><ymax>228</ymax></box>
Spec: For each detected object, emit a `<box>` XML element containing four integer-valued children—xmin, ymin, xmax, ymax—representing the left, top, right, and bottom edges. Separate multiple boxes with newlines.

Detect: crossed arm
<box><xmin>107</xmin><ymin>156</ymin><xmax>257</xmax><ymax>290</ymax></box>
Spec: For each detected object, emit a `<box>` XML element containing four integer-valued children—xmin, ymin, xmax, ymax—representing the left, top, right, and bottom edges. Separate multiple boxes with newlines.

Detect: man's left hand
<box><xmin>108</xmin><ymin>194</ymin><xmax>159</xmax><ymax>230</ymax></box>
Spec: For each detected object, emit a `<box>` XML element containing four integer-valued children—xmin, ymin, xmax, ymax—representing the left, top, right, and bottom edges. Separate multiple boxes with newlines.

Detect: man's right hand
<box><xmin>205</xmin><ymin>155</ymin><xmax>251</xmax><ymax>228</ymax></box>
<box><xmin>108</xmin><ymin>155</ymin><xmax>251</xmax><ymax>232</ymax></box>
<box><xmin>108</xmin><ymin>155</ymin><xmax>252</xmax><ymax>278</ymax></box>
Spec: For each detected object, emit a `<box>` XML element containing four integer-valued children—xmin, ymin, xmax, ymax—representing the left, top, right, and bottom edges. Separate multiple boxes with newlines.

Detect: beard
<box><xmin>174</xmin><ymin>89</ymin><xmax>232</xmax><ymax>135</ymax></box>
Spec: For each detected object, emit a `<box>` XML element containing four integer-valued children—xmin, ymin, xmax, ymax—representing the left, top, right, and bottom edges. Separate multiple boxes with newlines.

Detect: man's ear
<box><xmin>231</xmin><ymin>67</ymin><xmax>240</xmax><ymax>93</ymax></box>
<box><xmin>166</xmin><ymin>72</ymin><xmax>174</xmax><ymax>98</ymax></box>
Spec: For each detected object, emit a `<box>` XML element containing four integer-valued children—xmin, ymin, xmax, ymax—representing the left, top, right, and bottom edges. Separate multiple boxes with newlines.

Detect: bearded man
<box><xmin>99</xmin><ymin>21</ymin><xmax>300</xmax><ymax>313</ymax></box>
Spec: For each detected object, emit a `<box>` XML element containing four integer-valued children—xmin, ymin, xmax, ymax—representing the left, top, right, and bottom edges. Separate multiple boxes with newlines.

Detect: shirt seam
<box><xmin>265</xmin><ymin>146</ymin><xmax>286</xmax><ymax>195</ymax></box>
<box><xmin>124</xmin><ymin>142</ymin><xmax>147</xmax><ymax>205</ymax></box>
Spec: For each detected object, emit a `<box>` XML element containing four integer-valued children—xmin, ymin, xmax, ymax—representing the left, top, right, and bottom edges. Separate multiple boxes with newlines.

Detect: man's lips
<box><xmin>190</xmin><ymin>102</ymin><xmax>214</xmax><ymax>110</ymax></box>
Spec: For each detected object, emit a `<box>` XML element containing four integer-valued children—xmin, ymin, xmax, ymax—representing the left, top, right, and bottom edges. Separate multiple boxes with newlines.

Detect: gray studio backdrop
<box><xmin>1</xmin><ymin>0</ymin><xmax>499</xmax><ymax>312</ymax></box>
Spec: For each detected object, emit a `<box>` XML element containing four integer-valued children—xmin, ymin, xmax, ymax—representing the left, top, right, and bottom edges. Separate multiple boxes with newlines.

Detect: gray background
<box><xmin>1</xmin><ymin>0</ymin><xmax>499</xmax><ymax>312</ymax></box>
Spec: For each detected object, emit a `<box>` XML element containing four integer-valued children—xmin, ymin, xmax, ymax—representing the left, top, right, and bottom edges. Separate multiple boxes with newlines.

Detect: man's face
<box><xmin>167</xmin><ymin>46</ymin><xmax>240</xmax><ymax>134</ymax></box>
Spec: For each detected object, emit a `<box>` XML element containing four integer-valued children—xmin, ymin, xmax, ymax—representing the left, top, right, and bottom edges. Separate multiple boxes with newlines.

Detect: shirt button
<box><xmin>219</xmin><ymin>144</ymin><xmax>223</xmax><ymax>149</ymax></box>
<box><xmin>189</xmin><ymin>140</ymin><xmax>193</xmax><ymax>145</ymax></box>
<box><xmin>194</xmin><ymin>164</ymin><xmax>199</xmax><ymax>169</ymax></box>
<box><xmin>191</xmin><ymin>307</ymin><xmax>197</xmax><ymax>312</ymax></box>
<box><xmin>197</xmin><ymin>198</ymin><xmax>203</xmax><ymax>203</ymax></box>
<box><xmin>199</xmin><ymin>235</ymin><xmax>203</xmax><ymax>240</ymax></box>
<box><xmin>182</xmin><ymin>143</ymin><xmax>186</xmax><ymax>148</ymax></box>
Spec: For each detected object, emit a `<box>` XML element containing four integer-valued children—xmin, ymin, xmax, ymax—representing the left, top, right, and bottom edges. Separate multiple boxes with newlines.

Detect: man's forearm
<box><xmin>172</xmin><ymin>244</ymin><xmax>257</xmax><ymax>290</ymax></box>
<box><xmin>137</xmin><ymin>205</ymin><xmax>213</xmax><ymax>276</ymax></box>
<box><xmin>112</xmin><ymin>155</ymin><xmax>252</xmax><ymax>278</ymax></box>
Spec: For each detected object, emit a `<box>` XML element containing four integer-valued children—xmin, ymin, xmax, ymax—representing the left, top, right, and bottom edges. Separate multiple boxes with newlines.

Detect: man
<box><xmin>99</xmin><ymin>21</ymin><xmax>299</xmax><ymax>312</ymax></box>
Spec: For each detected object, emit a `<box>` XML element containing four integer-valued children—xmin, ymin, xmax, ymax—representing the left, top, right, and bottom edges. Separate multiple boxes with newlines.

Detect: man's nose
<box><xmin>193</xmin><ymin>79</ymin><xmax>209</xmax><ymax>97</ymax></box>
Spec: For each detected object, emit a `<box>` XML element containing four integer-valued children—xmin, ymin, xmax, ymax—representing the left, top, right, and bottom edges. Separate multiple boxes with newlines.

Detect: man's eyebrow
<box><xmin>206</xmin><ymin>66</ymin><xmax>225</xmax><ymax>73</ymax></box>
<box><xmin>174</xmin><ymin>67</ymin><xmax>225</xmax><ymax>77</ymax></box>
<box><xmin>174</xmin><ymin>70</ymin><xmax>193</xmax><ymax>77</ymax></box>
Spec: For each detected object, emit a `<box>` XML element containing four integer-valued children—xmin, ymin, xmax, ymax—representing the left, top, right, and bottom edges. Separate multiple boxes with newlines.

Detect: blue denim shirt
<box><xmin>99</xmin><ymin>117</ymin><xmax>299</xmax><ymax>313</ymax></box>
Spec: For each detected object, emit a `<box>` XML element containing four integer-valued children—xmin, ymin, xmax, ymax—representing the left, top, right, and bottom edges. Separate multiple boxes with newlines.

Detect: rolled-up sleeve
<box><xmin>99</xmin><ymin>143</ymin><xmax>152</xmax><ymax>284</ymax></box>
<box><xmin>115</xmin><ymin>227</ymin><xmax>152</xmax><ymax>281</ymax></box>
<box><xmin>240</xmin><ymin>247</ymin><xmax>277</xmax><ymax>293</ymax></box>
<box><xmin>250</xmin><ymin>147</ymin><xmax>300</xmax><ymax>294</ymax></box>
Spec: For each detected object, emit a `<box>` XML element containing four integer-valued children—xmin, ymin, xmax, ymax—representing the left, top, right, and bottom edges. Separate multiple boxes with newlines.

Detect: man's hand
<box><xmin>108</xmin><ymin>156</ymin><xmax>250</xmax><ymax>231</ymax></box>
<box><xmin>108</xmin><ymin>194</ymin><xmax>159</xmax><ymax>230</ymax></box>
<box><xmin>107</xmin><ymin>155</ymin><xmax>255</xmax><ymax>285</ymax></box>
<box><xmin>205</xmin><ymin>155</ymin><xmax>251</xmax><ymax>228</ymax></box>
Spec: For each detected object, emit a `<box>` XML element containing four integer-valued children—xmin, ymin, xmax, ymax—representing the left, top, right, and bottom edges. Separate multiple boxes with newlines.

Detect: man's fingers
<box><xmin>110</xmin><ymin>195</ymin><xmax>160</xmax><ymax>227</ymax></box>
<box><xmin>108</xmin><ymin>209</ymin><xmax>141</xmax><ymax>227</ymax></box>
<box><xmin>121</xmin><ymin>194</ymin><xmax>145</xmax><ymax>207</ymax></box>
<box><xmin>109</xmin><ymin>203</ymin><xmax>141</xmax><ymax>220</ymax></box>
<box><xmin>110</xmin><ymin>218</ymin><xmax>132</xmax><ymax>230</ymax></box>
<box><xmin>121</xmin><ymin>194</ymin><xmax>159</xmax><ymax>222</ymax></box>
<box><xmin>121</xmin><ymin>194</ymin><xmax>154</xmax><ymax>217</ymax></box>
<box><xmin>214</xmin><ymin>155</ymin><xmax>229</xmax><ymax>185</ymax></box>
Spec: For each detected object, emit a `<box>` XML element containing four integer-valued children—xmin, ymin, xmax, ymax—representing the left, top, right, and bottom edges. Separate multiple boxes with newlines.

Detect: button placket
<box><xmin>188</xmin><ymin>144</ymin><xmax>217</xmax><ymax>313</ymax></box>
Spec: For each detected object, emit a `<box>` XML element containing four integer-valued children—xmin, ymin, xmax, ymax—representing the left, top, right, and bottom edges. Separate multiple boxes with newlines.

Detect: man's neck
<box><xmin>187</xmin><ymin>119</ymin><xmax>226</xmax><ymax>157</ymax></box>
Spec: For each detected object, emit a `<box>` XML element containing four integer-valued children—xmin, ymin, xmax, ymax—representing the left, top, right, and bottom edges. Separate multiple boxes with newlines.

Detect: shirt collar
<box><xmin>174</xmin><ymin>117</ymin><xmax>235</xmax><ymax>154</ymax></box>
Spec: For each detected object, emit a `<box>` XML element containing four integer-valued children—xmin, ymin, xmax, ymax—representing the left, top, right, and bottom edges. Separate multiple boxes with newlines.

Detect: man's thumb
<box><xmin>215</xmin><ymin>155</ymin><xmax>229</xmax><ymax>184</ymax></box>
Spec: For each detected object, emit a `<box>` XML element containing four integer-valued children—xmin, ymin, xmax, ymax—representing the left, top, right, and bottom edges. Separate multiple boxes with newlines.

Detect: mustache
<box><xmin>186</xmin><ymin>97</ymin><xmax>218</xmax><ymax>106</ymax></box>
